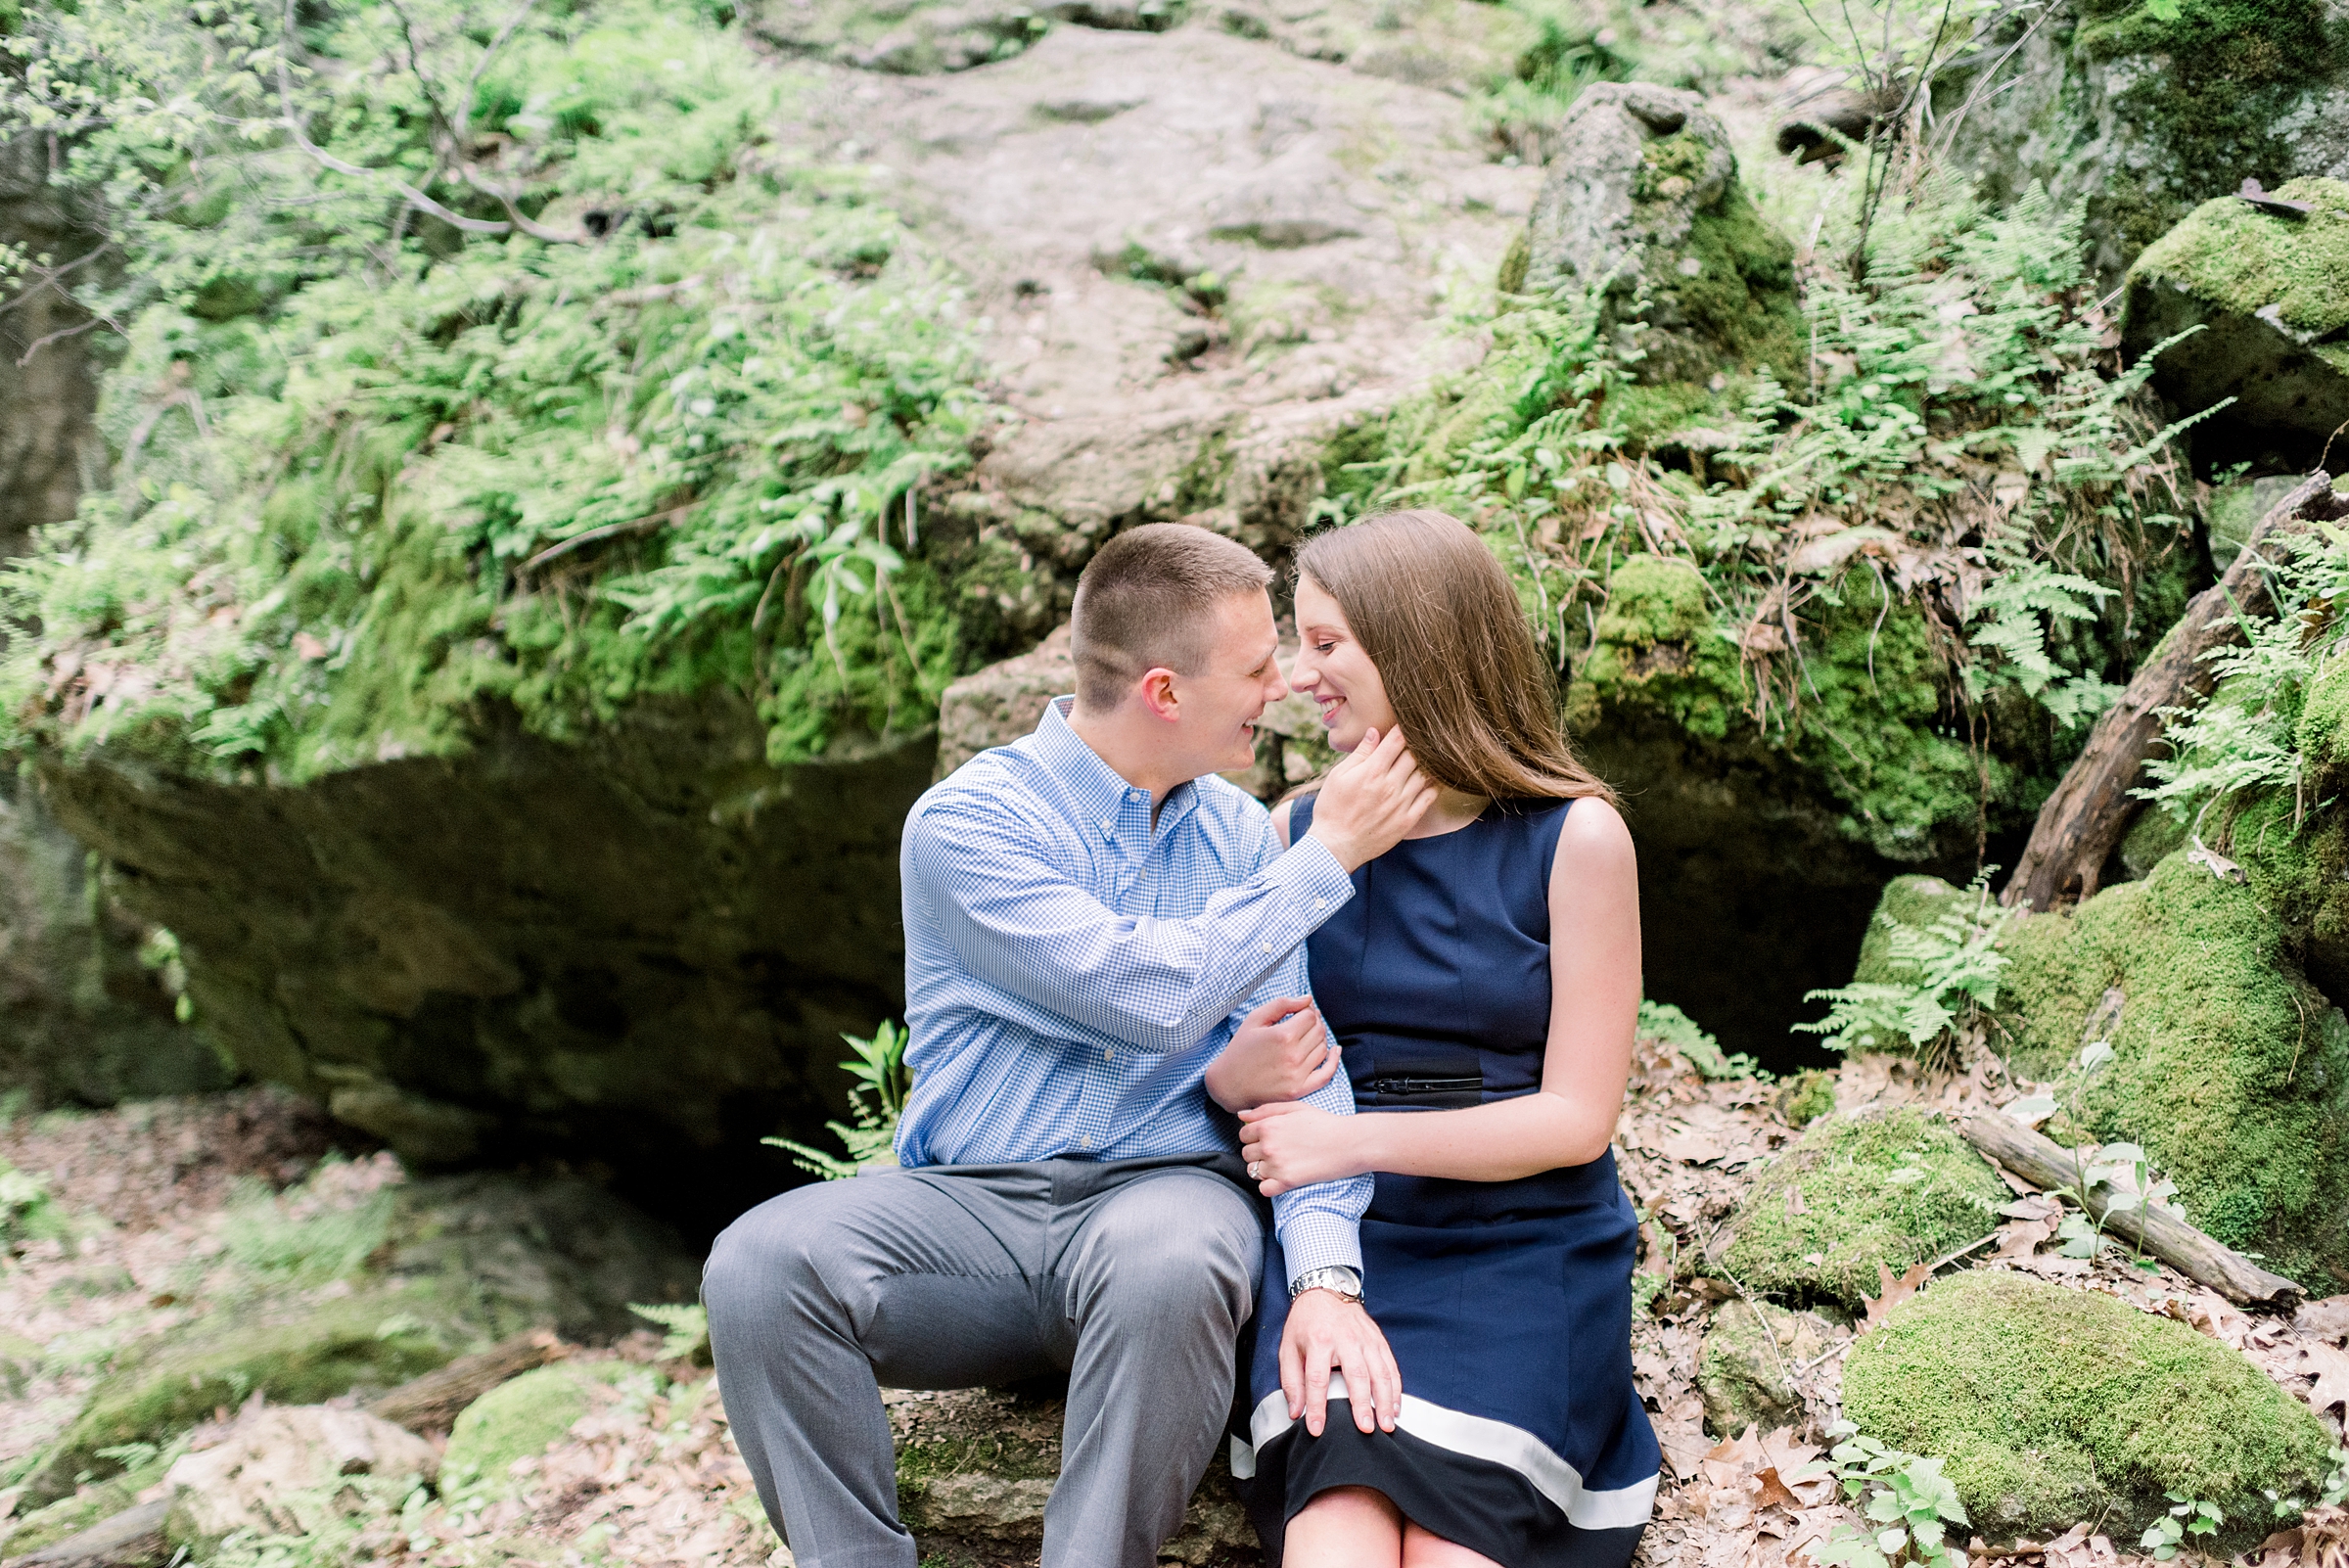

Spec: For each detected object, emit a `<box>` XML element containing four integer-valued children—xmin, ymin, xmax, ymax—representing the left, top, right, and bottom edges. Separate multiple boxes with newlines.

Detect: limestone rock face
<box><xmin>0</xmin><ymin>135</ymin><xmax>104</xmax><ymax>563</ymax></box>
<box><xmin>1520</xmin><ymin>83</ymin><xmax>1797</xmax><ymax>386</ymax></box>
<box><xmin>1696</xmin><ymin>1300</ymin><xmax>1840</xmax><ymax>1438</ymax></box>
<box><xmin>34</xmin><ymin>699</ymin><xmax>932</xmax><ymax>1225</ymax></box>
<box><xmin>1936</xmin><ymin>0</ymin><xmax>2349</xmax><ymax>280</ymax></box>
<box><xmin>2122</xmin><ymin>178</ymin><xmax>2349</xmax><ymax>464</ymax></box>
<box><xmin>164</xmin><ymin>1407</ymin><xmax>439</xmax><ymax>1544</ymax></box>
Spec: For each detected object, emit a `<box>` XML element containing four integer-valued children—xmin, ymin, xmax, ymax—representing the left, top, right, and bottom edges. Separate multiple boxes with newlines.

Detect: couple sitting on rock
<box><xmin>704</xmin><ymin>511</ymin><xmax>1660</xmax><ymax>1568</ymax></box>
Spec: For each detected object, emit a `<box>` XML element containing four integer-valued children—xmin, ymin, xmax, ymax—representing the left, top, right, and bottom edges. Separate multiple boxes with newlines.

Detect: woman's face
<box><xmin>1289</xmin><ymin>574</ymin><xmax>1399</xmax><ymax>754</ymax></box>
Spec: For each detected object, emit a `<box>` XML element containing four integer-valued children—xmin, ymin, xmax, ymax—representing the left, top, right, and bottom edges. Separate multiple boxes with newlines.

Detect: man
<box><xmin>705</xmin><ymin>523</ymin><xmax>1435</xmax><ymax>1568</ymax></box>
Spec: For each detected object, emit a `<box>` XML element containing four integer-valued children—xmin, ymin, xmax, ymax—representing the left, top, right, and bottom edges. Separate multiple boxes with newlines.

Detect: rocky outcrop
<box><xmin>2122</xmin><ymin>177</ymin><xmax>2349</xmax><ymax>468</ymax></box>
<box><xmin>164</xmin><ymin>1407</ymin><xmax>439</xmax><ymax>1544</ymax></box>
<box><xmin>0</xmin><ymin>134</ymin><xmax>104</xmax><ymax>563</ymax></box>
<box><xmin>32</xmin><ymin>698</ymin><xmax>930</xmax><ymax>1227</ymax></box>
<box><xmin>1519</xmin><ymin>82</ymin><xmax>1799</xmax><ymax>390</ymax></box>
<box><xmin>1935</xmin><ymin>0</ymin><xmax>2349</xmax><ymax>279</ymax></box>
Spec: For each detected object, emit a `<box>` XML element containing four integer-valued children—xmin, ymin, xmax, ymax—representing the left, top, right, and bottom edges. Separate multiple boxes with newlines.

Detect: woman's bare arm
<box><xmin>1237</xmin><ymin>799</ymin><xmax>1641</xmax><ymax>1189</ymax></box>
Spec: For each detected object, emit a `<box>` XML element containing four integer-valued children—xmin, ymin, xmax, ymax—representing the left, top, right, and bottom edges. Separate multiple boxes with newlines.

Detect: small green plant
<box><xmin>2004</xmin><ymin>1038</ymin><xmax>2185</xmax><ymax>1266</ymax></box>
<box><xmin>1798</xmin><ymin>870</ymin><xmax>2012</xmax><ymax>1061</ymax></box>
<box><xmin>2139</xmin><ymin>1492</ymin><xmax>2223</xmax><ymax>1560</ymax></box>
<box><xmin>219</xmin><ymin>1166</ymin><xmax>393</xmax><ymax>1282</ymax></box>
<box><xmin>1799</xmin><ymin>1422</ymin><xmax>1970</xmax><ymax>1568</ymax></box>
<box><xmin>763</xmin><ymin>1021</ymin><xmax>913</xmax><ymax>1178</ymax></box>
<box><xmin>1637</xmin><ymin>998</ymin><xmax>1766</xmax><ymax>1081</ymax></box>
<box><xmin>0</xmin><ymin>1160</ymin><xmax>68</xmax><ymax>1256</ymax></box>
<box><xmin>628</xmin><ymin>1302</ymin><xmax>711</xmax><ymax>1362</ymax></box>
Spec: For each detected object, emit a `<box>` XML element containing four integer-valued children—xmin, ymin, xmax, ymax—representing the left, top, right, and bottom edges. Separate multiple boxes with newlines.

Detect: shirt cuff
<box><xmin>1267</xmin><ymin>831</ymin><xmax>1357</xmax><ymax>920</ymax></box>
<box><xmin>1275</xmin><ymin>1210</ymin><xmax>1363</xmax><ymax>1287</ymax></box>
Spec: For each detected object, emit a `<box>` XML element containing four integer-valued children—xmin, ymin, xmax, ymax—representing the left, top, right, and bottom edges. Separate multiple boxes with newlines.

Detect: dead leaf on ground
<box><xmin>2297</xmin><ymin>1295</ymin><xmax>2349</xmax><ymax>1345</ymax></box>
<box><xmin>1860</xmin><ymin>1260</ymin><xmax>1934</xmax><ymax>1330</ymax></box>
<box><xmin>1994</xmin><ymin>1215</ymin><xmax>2060</xmax><ymax>1263</ymax></box>
<box><xmin>2301</xmin><ymin>1340</ymin><xmax>2349</xmax><ymax>1422</ymax></box>
<box><xmin>1753</xmin><ymin>1466</ymin><xmax>1802</xmax><ymax>1511</ymax></box>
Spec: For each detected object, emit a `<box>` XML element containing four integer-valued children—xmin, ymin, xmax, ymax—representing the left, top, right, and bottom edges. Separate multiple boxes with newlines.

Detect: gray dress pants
<box><xmin>704</xmin><ymin>1154</ymin><xmax>1266</xmax><ymax>1568</ymax></box>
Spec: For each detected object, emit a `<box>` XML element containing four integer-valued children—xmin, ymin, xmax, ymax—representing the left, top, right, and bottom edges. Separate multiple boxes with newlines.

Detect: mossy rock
<box><xmin>2123</xmin><ymin>178</ymin><xmax>2349</xmax><ymax>453</ymax></box>
<box><xmin>1992</xmin><ymin>852</ymin><xmax>2349</xmax><ymax>1286</ymax></box>
<box><xmin>1844</xmin><ymin>1269</ymin><xmax>2335</xmax><ymax>1548</ymax></box>
<box><xmin>443</xmin><ymin>1361</ymin><xmax>642</xmax><ymax>1496</ymax></box>
<box><xmin>1696</xmin><ymin>1300</ymin><xmax>1839</xmax><ymax>1437</ymax></box>
<box><xmin>20</xmin><ymin>1283</ymin><xmax>465</xmax><ymax>1507</ymax></box>
<box><xmin>1718</xmin><ymin>1109</ymin><xmax>2007</xmax><ymax>1312</ymax></box>
<box><xmin>1850</xmin><ymin>874</ymin><xmax>1973</xmax><ymax>987</ymax></box>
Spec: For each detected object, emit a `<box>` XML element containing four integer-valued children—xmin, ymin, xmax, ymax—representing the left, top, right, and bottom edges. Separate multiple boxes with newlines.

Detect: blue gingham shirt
<box><xmin>896</xmin><ymin>697</ymin><xmax>1372</xmax><ymax>1284</ymax></box>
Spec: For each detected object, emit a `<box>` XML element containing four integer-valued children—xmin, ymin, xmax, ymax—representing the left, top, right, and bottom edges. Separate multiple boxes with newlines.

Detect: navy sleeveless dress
<box><xmin>1232</xmin><ymin>795</ymin><xmax>1659</xmax><ymax>1568</ymax></box>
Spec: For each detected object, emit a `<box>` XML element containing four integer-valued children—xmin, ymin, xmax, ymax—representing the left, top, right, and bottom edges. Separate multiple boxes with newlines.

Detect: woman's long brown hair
<box><xmin>1296</xmin><ymin>509</ymin><xmax>1617</xmax><ymax>804</ymax></box>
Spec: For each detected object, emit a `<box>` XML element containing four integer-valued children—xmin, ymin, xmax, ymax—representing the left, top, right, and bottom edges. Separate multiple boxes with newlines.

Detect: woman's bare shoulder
<box><xmin>1270</xmin><ymin>796</ymin><xmax>1296</xmax><ymax>849</ymax></box>
<box><xmin>1553</xmin><ymin>795</ymin><xmax>1635</xmax><ymax>876</ymax></box>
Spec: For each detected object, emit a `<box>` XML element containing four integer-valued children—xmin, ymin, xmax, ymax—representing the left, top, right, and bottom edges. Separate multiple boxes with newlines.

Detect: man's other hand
<box><xmin>1280</xmin><ymin>1288</ymin><xmax>1401</xmax><ymax>1437</ymax></box>
<box><xmin>1205</xmin><ymin>996</ymin><xmax>1337</xmax><ymax>1113</ymax></box>
<box><xmin>1304</xmin><ymin>725</ymin><xmax>1437</xmax><ymax>873</ymax></box>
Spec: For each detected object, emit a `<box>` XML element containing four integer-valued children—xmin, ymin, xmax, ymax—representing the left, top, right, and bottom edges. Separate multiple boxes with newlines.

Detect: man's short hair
<box><xmin>1070</xmin><ymin>524</ymin><xmax>1273</xmax><ymax>712</ymax></box>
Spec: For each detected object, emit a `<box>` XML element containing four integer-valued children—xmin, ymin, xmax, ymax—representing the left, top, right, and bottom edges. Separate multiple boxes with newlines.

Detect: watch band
<box><xmin>1289</xmin><ymin>1265</ymin><xmax>1362</xmax><ymax>1303</ymax></box>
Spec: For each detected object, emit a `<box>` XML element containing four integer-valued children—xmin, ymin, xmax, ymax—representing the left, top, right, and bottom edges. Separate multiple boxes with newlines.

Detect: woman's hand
<box><xmin>1237</xmin><ymin>1101</ymin><xmax>1371</xmax><ymax>1195</ymax></box>
<box><xmin>1205</xmin><ymin>996</ymin><xmax>1338</xmax><ymax>1114</ymax></box>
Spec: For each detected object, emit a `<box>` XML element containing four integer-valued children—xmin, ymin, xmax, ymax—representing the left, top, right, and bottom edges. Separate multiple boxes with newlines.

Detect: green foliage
<box><xmin>2140</xmin><ymin>1493</ymin><xmax>2224</xmax><ymax>1559</ymax></box>
<box><xmin>1799</xmin><ymin>1423</ymin><xmax>1971</xmax><ymax>1568</ymax></box>
<box><xmin>219</xmin><ymin>1166</ymin><xmax>393</xmax><ymax>1283</ymax></box>
<box><xmin>1841</xmin><ymin>1269</ymin><xmax>2335</xmax><ymax>1548</ymax></box>
<box><xmin>1800</xmin><ymin>870</ymin><xmax>2012</xmax><ymax>1058</ymax></box>
<box><xmin>627</xmin><ymin>1301</ymin><xmax>711</xmax><ymax>1363</ymax></box>
<box><xmin>442</xmin><ymin>1362</ymin><xmax>631</xmax><ymax>1498</ymax></box>
<box><xmin>763</xmin><ymin>1020</ymin><xmax>911</xmax><ymax>1178</ymax></box>
<box><xmin>1721</xmin><ymin>1109</ymin><xmax>2005</xmax><ymax>1312</ymax></box>
<box><xmin>0</xmin><ymin>0</ymin><xmax>1001</xmax><ymax>778</ymax></box>
<box><xmin>1338</xmin><ymin>167</ymin><xmax>2201</xmax><ymax>859</ymax></box>
<box><xmin>0</xmin><ymin>1159</ymin><xmax>67</xmax><ymax>1255</ymax></box>
<box><xmin>1637</xmin><ymin>997</ymin><xmax>1764</xmax><ymax>1080</ymax></box>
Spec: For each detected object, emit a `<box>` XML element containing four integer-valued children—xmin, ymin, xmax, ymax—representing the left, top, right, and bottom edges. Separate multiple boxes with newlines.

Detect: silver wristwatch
<box><xmin>1289</xmin><ymin>1266</ymin><xmax>1362</xmax><ymax>1303</ymax></box>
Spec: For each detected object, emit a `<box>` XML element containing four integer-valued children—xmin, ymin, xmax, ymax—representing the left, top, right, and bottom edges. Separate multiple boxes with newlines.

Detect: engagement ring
<box><xmin>1247</xmin><ymin>1160</ymin><xmax>1263</xmax><ymax>1179</ymax></box>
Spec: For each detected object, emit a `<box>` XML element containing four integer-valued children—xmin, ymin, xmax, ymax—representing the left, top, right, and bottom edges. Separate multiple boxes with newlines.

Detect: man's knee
<box><xmin>704</xmin><ymin>1183</ymin><xmax>861</xmax><ymax>1328</ymax></box>
<box><xmin>1076</xmin><ymin>1174</ymin><xmax>1261</xmax><ymax>1320</ymax></box>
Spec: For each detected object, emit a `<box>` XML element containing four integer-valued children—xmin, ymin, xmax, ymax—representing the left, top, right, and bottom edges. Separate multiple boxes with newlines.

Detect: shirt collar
<box><xmin>1033</xmin><ymin>697</ymin><xmax>1200</xmax><ymax>840</ymax></box>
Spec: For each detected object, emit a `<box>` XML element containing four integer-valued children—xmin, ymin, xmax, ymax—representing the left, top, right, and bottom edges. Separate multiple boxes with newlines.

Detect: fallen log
<box><xmin>1959</xmin><ymin>1111</ymin><xmax>2303</xmax><ymax>1307</ymax></box>
<box><xmin>8</xmin><ymin>1498</ymin><xmax>170</xmax><ymax>1568</ymax></box>
<box><xmin>366</xmin><ymin>1327</ymin><xmax>566</xmax><ymax>1434</ymax></box>
<box><xmin>2003</xmin><ymin>469</ymin><xmax>2347</xmax><ymax>911</ymax></box>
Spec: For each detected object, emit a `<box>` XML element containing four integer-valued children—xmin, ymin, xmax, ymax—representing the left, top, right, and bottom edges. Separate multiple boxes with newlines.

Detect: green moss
<box><xmin>1676</xmin><ymin>186</ymin><xmax>1801</xmax><ymax>381</ymax></box>
<box><xmin>1843</xmin><ymin>1270</ymin><xmax>2336</xmax><ymax>1546</ymax></box>
<box><xmin>443</xmin><ymin>1361</ymin><xmax>639</xmax><ymax>1495</ymax></box>
<box><xmin>23</xmin><ymin>1284</ymin><xmax>463</xmax><ymax>1506</ymax></box>
<box><xmin>1774</xmin><ymin>1070</ymin><xmax>1838</xmax><ymax>1127</ymax></box>
<box><xmin>2133</xmin><ymin>179</ymin><xmax>2349</xmax><ymax>339</ymax></box>
<box><xmin>1720</xmin><ymin>1109</ymin><xmax>2007</xmax><ymax>1312</ymax></box>
<box><xmin>1852</xmin><ymin>876</ymin><xmax>1969</xmax><ymax>985</ymax></box>
<box><xmin>1991</xmin><ymin>853</ymin><xmax>2349</xmax><ymax>1284</ymax></box>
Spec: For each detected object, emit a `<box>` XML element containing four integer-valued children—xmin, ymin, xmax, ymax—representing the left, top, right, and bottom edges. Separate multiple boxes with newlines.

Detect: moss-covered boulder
<box><xmin>1719</xmin><ymin>1109</ymin><xmax>2008</xmax><ymax>1312</ymax></box>
<box><xmin>20</xmin><ymin>1283</ymin><xmax>463</xmax><ymax>1507</ymax></box>
<box><xmin>1844</xmin><ymin>1269</ymin><xmax>2336</xmax><ymax>1547</ymax></box>
<box><xmin>1696</xmin><ymin>1300</ymin><xmax>1839</xmax><ymax>1437</ymax></box>
<box><xmin>442</xmin><ymin>1362</ymin><xmax>640</xmax><ymax>1495</ymax></box>
<box><xmin>0</xmin><ymin>1451</ymin><xmax>173</xmax><ymax>1559</ymax></box>
<box><xmin>1937</xmin><ymin>0</ymin><xmax>2349</xmax><ymax>278</ymax></box>
<box><xmin>1993</xmin><ymin>852</ymin><xmax>2349</xmax><ymax>1287</ymax></box>
<box><xmin>1520</xmin><ymin>83</ymin><xmax>1799</xmax><ymax>398</ymax></box>
<box><xmin>2123</xmin><ymin>178</ymin><xmax>2349</xmax><ymax>462</ymax></box>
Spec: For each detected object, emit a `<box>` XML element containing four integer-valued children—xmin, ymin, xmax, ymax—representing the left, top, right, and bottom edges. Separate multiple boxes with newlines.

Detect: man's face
<box><xmin>1166</xmin><ymin>590</ymin><xmax>1288</xmax><ymax>779</ymax></box>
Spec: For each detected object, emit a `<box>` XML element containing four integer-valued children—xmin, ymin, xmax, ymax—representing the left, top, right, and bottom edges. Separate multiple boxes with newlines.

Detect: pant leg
<box><xmin>703</xmin><ymin>1169</ymin><xmax>1057</xmax><ymax>1568</ymax></box>
<box><xmin>1041</xmin><ymin>1166</ymin><xmax>1265</xmax><ymax>1568</ymax></box>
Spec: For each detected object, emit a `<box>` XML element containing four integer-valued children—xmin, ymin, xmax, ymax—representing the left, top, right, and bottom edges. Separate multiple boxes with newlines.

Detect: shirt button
<box><xmin>1315</xmin><ymin>899</ymin><xmax>1326</xmax><ymax>909</ymax></box>
<box><xmin>1104</xmin><ymin>1048</ymin><xmax>1116</xmax><ymax>1061</ymax></box>
<box><xmin>1079</xmin><ymin>1136</ymin><xmax>1092</xmax><ymax>1149</ymax></box>
<box><xmin>1261</xmin><ymin>942</ymin><xmax>1272</xmax><ymax>953</ymax></box>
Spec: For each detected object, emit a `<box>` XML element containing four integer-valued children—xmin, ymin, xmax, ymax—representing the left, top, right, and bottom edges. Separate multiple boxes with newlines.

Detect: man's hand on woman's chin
<box><xmin>1280</xmin><ymin>1289</ymin><xmax>1401</xmax><ymax>1436</ymax></box>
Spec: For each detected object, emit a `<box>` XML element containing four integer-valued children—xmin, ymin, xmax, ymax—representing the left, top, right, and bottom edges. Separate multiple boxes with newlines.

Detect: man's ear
<box><xmin>1137</xmin><ymin>667</ymin><xmax>1181</xmax><ymax>723</ymax></box>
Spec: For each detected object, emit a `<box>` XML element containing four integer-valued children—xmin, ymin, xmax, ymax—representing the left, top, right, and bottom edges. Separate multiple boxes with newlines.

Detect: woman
<box><xmin>1229</xmin><ymin>510</ymin><xmax>1658</xmax><ymax>1568</ymax></box>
